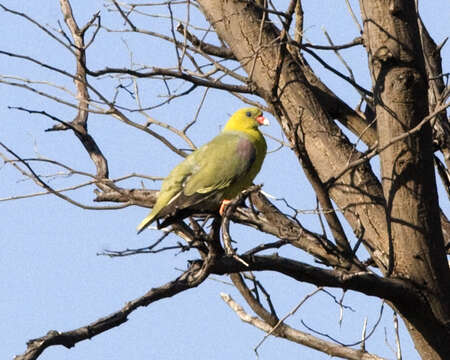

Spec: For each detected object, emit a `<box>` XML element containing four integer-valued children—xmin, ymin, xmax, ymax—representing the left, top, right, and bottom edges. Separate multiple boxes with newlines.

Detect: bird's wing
<box><xmin>184</xmin><ymin>131</ymin><xmax>256</xmax><ymax>195</ymax></box>
<box><xmin>159</xmin><ymin>131</ymin><xmax>256</xmax><ymax>214</ymax></box>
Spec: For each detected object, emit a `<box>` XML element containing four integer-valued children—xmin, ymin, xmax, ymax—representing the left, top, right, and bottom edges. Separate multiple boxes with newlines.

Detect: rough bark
<box><xmin>359</xmin><ymin>1</ymin><xmax>450</xmax><ymax>358</ymax></box>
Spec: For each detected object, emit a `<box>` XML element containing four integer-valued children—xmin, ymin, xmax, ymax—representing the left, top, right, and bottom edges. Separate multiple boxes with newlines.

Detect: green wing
<box><xmin>184</xmin><ymin>131</ymin><xmax>256</xmax><ymax>195</ymax></box>
<box><xmin>137</xmin><ymin>131</ymin><xmax>256</xmax><ymax>232</ymax></box>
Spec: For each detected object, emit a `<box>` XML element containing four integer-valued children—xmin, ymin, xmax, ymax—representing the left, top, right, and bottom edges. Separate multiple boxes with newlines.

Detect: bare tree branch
<box><xmin>15</xmin><ymin>227</ymin><xmax>220</xmax><ymax>360</ymax></box>
<box><xmin>221</xmin><ymin>293</ymin><xmax>386</xmax><ymax>360</ymax></box>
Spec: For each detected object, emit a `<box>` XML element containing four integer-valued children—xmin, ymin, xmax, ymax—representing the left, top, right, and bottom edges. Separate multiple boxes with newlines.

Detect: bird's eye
<box><xmin>246</xmin><ymin>111</ymin><xmax>252</xmax><ymax>117</ymax></box>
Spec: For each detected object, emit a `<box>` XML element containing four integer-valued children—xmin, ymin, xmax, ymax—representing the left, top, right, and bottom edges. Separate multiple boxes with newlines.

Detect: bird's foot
<box><xmin>219</xmin><ymin>199</ymin><xmax>231</xmax><ymax>216</ymax></box>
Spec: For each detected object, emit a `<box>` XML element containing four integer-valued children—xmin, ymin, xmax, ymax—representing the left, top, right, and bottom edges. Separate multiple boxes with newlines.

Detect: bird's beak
<box><xmin>256</xmin><ymin>115</ymin><xmax>270</xmax><ymax>126</ymax></box>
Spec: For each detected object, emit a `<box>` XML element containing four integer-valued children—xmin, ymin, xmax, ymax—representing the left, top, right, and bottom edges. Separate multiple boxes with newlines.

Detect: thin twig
<box><xmin>327</xmin><ymin>101</ymin><xmax>450</xmax><ymax>186</ymax></box>
<box><xmin>301</xmin><ymin>301</ymin><xmax>385</xmax><ymax>347</ymax></box>
<box><xmin>344</xmin><ymin>0</ymin><xmax>363</xmax><ymax>33</ymax></box>
<box><xmin>254</xmin><ymin>287</ymin><xmax>323</xmax><ymax>354</ymax></box>
<box><xmin>393</xmin><ymin>311</ymin><xmax>402</xmax><ymax>360</ymax></box>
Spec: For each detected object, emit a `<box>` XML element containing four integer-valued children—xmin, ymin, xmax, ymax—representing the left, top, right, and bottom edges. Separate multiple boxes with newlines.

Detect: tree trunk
<box><xmin>359</xmin><ymin>0</ymin><xmax>450</xmax><ymax>358</ymax></box>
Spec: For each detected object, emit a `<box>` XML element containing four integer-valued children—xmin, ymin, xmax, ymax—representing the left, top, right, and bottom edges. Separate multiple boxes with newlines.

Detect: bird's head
<box><xmin>223</xmin><ymin>107</ymin><xmax>270</xmax><ymax>132</ymax></box>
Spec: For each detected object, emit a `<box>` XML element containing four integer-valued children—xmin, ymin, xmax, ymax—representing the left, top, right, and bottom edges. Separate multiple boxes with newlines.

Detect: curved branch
<box><xmin>15</xmin><ymin>243</ymin><xmax>218</xmax><ymax>360</ymax></box>
<box><xmin>85</xmin><ymin>66</ymin><xmax>254</xmax><ymax>94</ymax></box>
<box><xmin>221</xmin><ymin>293</ymin><xmax>386</xmax><ymax>360</ymax></box>
<box><xmin>299</xmin><ymin>37</ymin><xmax>363</xmax><ymax>51</ymax></box>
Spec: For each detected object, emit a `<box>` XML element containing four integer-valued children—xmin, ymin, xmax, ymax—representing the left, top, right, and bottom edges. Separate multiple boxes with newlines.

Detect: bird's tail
<box><xmin>136</xmin><ymin>212</ymin><xmax>157</xmax><ymax>234</ymax></box>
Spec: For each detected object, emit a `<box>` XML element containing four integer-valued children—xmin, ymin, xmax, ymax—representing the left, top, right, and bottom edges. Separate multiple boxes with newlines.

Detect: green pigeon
<box><xmin>137</xmin><ymin>107</ymin><xmax>269</xmax><ymax>233</ymax></box>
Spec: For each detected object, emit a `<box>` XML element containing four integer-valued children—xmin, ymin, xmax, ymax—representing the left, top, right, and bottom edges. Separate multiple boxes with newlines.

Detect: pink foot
<box><xmin>219</xmin><ymin>199</ymin><xmax>231</xmax><ymax>216</ymax></box>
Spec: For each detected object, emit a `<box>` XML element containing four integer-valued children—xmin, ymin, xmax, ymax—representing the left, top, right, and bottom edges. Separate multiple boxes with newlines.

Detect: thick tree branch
<box><xmin>211</xmin><ymin>255</ymin><xmax>413</xmax><ymax>303</ymax></box>
<box><xmin>94</xmin><ymin>188</ymin><xmax>158</xmax><ymax>207</ymax></box>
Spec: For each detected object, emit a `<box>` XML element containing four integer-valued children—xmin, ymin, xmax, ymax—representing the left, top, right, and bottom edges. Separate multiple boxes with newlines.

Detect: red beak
<box><xmin>256</xmin><ymin>115</ymin><xmax>269</xmax><ymax>126</ymax></box>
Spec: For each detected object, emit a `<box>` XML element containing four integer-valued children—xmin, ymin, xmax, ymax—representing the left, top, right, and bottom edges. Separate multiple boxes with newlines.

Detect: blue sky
<box><xmin>1</xmin><ymin>1</ymin><xmax>448</xmax><ymax>359</ymax></box>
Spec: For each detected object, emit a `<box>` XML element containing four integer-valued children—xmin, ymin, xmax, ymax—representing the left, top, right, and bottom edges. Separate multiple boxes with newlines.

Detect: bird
<box><xmin>137</xmin><ymin>107</ymin><xmax>269</xmax><ymax>233</ymax></box>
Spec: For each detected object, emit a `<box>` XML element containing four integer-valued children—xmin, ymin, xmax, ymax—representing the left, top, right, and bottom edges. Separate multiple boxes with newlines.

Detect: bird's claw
<box><xmin>219</xmin><ymin>199</ymin><xmax>231</xmax><ymax>216</ymax></box>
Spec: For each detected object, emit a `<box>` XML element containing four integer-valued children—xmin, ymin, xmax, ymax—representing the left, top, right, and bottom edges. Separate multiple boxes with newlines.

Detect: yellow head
<box><xmin>223</xmin><ymin>107</ymin><xmax>269</xmax><ymax>132</ymax></box>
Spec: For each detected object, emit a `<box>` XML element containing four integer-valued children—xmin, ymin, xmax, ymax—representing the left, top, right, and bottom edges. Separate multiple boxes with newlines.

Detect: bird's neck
<box><xmin>223</xmin><ymin>127</ymin><xmax>261</xmax><ymax>141</ymax></box>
